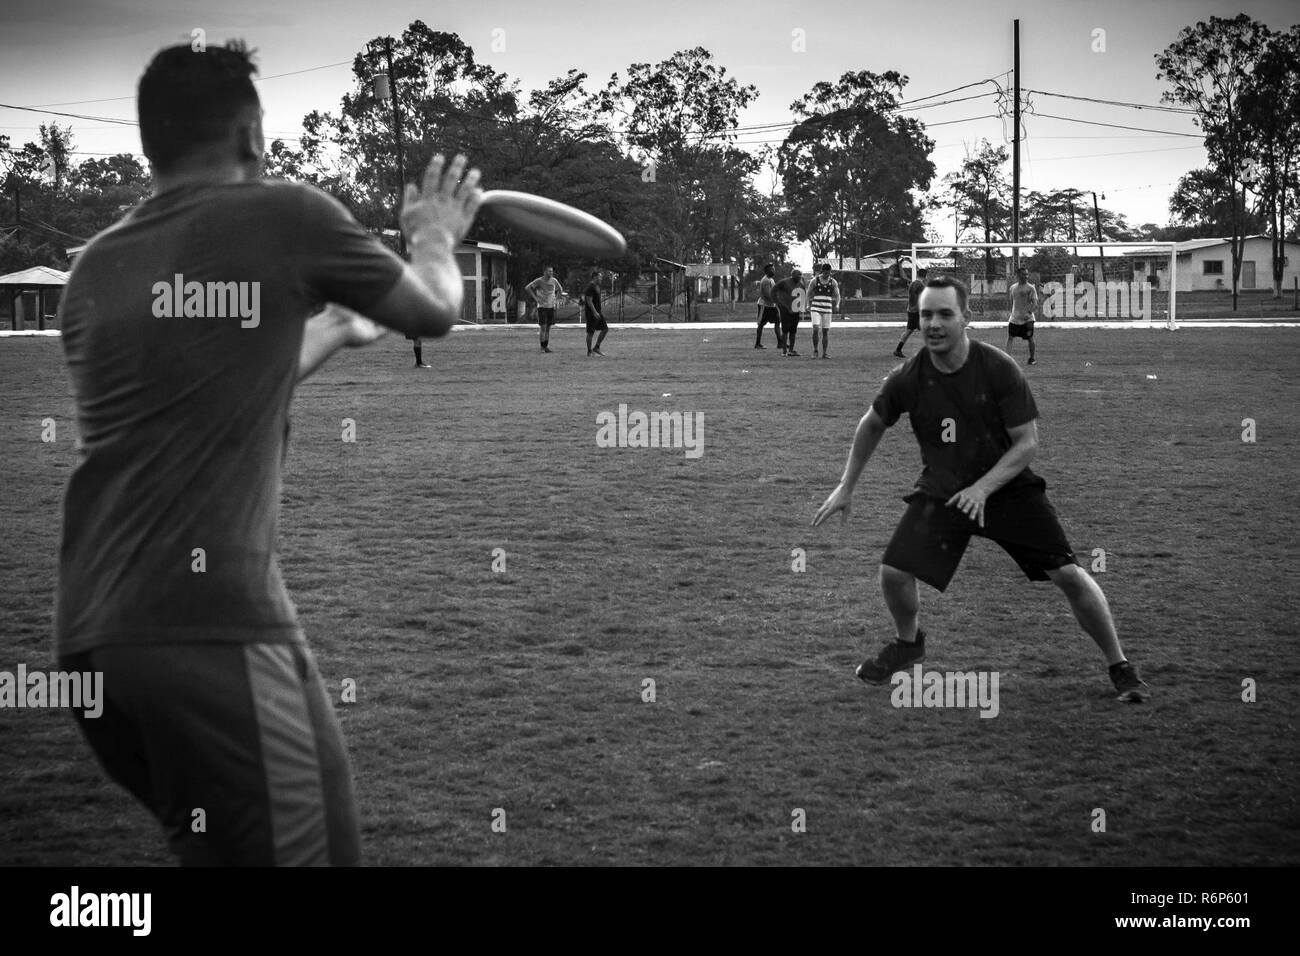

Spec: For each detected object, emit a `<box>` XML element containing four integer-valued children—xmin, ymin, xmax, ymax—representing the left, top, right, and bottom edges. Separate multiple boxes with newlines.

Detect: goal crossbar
<box><xmin>908</xmin><ymin>241</ymin><xmax>1179</xmax><ymax>329</ymax></box>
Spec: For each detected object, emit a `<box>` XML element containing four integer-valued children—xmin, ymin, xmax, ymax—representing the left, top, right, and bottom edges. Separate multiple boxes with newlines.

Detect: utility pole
<box><xmin>1012</xmin><ymin>18</ymin><xmax>1021</xmax><ymax>269</ymax></box>
<box><xmin>1091</xmin><ymin>190</ymin><xmax>1104</xmax><ymax>260</ymax></box>
<box><xmin>372</xmin><ymin>37</ymin><xmax>409</xmax><ymax>258</ymax></box>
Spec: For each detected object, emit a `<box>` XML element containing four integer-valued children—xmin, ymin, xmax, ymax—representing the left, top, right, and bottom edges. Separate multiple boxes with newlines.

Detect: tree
<box><xmin>778</xmin><ymin>70</ymin><xmax>935</xmax><ymax>262</ymax></box>
<box><xmin>943</xmin><ymin>140</ymin><xmax>1011</xmax><ymax>279</ymax></box>
<box><xmin>1169</xmin><ymin>166</ymin><xmax>1265</xmax><ymax>237</ymax></box>
<box><xmin>594</xmin><ymin>47</ymin><xmax>767</xmax><ymax>266</ymax></box>
<box><xmin>1156</xmin><ymin>14</ymin><xmax>1272</xmax><ymax>308</ymax></box>
<box><xmin>1238</xmin><ymin>25</ymin><xmax>1300</xmax><ymax>297</ymax></box>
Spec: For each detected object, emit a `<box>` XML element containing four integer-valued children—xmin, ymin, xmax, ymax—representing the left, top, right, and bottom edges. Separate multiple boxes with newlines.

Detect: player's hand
<box><xmin>812</xmin><ymin>484</ymin><xmax>853</xmax><ymax>526</ymax></box>
<box><xmin>946</xmin><ymin>485</ymin><xmax>988</xmax><ymax>528</ymax></box>
<box><xmin>401</xmin><ymin>153</ymin><xmax>482</xmax><ymax>249</ymax></box>
<box><xmin>323</xmin><ymin>303</ymin><xmax>389</xmax><ymax>347</ymax></box>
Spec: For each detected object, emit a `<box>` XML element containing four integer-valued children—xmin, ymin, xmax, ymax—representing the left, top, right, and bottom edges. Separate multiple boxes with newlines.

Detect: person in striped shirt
<box><xmin>808</xmin><ymin>263</ymin><xmax>841</xmax><ymax>359</ymax></box>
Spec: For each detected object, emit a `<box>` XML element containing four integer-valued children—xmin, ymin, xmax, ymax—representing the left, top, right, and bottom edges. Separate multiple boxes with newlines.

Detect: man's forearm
<box><xmin>974</xmin><ymin>438</ymin><xmax>1036</xmax><ymax>495</ymax></box>
<box><xmin>297</xmin><ymin>310</ymin><xmax>351</xmax><ymax>382</ymax></box>
<box><xmin>406</xmin><ymin>228</ymin><xmax>464</xmax><ymax>334</ymax></box>
<box><xmin>840</xmin><ymin>413</ymin><xmax>887</xmax><ymax>491</ymax></box>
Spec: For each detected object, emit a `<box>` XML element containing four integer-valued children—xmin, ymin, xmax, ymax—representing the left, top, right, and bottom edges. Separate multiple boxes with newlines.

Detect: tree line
<box><xmin>2</xmin><ymin>16</ymin><xmax>1296</xmax><ymax>304</ymax></box>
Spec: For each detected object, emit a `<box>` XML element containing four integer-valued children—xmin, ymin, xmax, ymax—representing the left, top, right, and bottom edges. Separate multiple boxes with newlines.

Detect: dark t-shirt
<box><xmin>907</xmin><ymin>278</ymin><xmax>925</xmax><ymax>313</ymax></box>
<box><xmin>872</xmin><ymin>338</ymin><xmax>1042</xmax><ymax>500</ymax></box>
<box><xmin>56</xmin><ymin>178</ymin><xmax>405</xmax><ymax>654</ymax></box>
<box><xmin>773</xmin><ymin>277</ymin><xmax>803</xmax><ymax>314</ymax></box>
<box><xmin>583</xmin><ymin>283</ymin><xmax>601</xmax><ymax>319</ymax></box>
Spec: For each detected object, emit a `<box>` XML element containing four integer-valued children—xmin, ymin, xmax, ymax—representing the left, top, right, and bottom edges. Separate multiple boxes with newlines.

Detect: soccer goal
<box><xmin>907</xmin><ymin>242</ymin><xmax>1179</xmax><ymax>329</ymax></box>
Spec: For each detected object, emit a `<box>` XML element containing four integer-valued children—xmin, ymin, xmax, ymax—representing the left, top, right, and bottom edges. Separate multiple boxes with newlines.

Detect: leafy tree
<box><xmin>942</xmin><ymin>140</ymin><xmax>1010</xmax><ymax>278</ymax></box>
<box><xmin>778</xmin><ymin>70</ymin><xmax>935</xmax><ymax>261</ymax></box>
<box><xmin>1238</xmin><ymin>24</ymin><xmax>1300</xmax><ymax>296</ymax></box>
<box><xmin>1157</xmin><ymin>13</ymin><xmax>1272</xmax><ymax>308</ymax></box>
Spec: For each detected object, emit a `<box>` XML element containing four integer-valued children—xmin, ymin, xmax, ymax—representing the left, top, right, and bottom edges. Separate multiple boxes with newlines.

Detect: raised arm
<box><xmin>812</xmin><ymin>407</ymin><xmax>890</xmax><ymax>526</ymax></box>
<box><xmin>364</xmin><ymin>154</ymin><xmax>482</xmax><ymax>339</ymax></box>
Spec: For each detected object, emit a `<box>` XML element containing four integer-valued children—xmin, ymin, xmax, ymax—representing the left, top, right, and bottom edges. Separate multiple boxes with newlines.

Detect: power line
<box><xmin>1025</xmin><ymin>89</ymin><xmax>1198</xmax><ymax>115</ymax></box>
<box><xmin>1030</xmin><ymin>112</ymin><xmax>1202</xmax><ymax>138</ymax></box>
<box><xmin>1030</xmin><ymin>144</ymin><xmax>1203</xmax><ymax>162</ymax></box>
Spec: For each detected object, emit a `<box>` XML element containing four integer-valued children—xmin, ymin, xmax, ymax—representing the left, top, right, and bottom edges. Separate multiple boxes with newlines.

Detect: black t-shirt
<box><xmin>907</xmin><ymin>278</ymin><xmax>925</xmax><ymax>313</ymax></box>
<box><xmin>872</xmin><ymin>338</ymin><xmax>1042</xmax><ymax>500</ymax></box>
<box><xmin>772</xmin><ymin>276</ymin><xmax>802</xmax><ymax>313</ymax></box>
<box><xmin>56</xmin><ymin>178</ymin><xmax>405</xmax><ymax>654</ymax></box>
<box><xmin>583</xmin><ymin>283</ymin><xmax>601</xmax><ymax>319</ymax></box>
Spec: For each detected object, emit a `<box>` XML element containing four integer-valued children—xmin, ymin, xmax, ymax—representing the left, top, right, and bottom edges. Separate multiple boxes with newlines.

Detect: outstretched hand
<box><xmin>812</xmin><ymin>484</ymin><xmax>853</xmax><ymax>527</ymax></box>
<box><xmin>400</xmin><ymin>153</ymin><xmax>483</xmax><ymax>249</ymax></box>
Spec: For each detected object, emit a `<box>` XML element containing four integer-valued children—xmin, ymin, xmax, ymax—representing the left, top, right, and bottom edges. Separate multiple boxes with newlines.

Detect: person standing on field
<box><xmin>1006</xmin><ymin>266</ymin><xmax>1038</xmax><ymax>365</ymax></box>
<box><xmin>526</xmin><ymin>265</ymin><xmax>566</xmax><ymax>353</ymax></box>
<box><xmin>813</xmin><ymin>275</ymin><xmax>1150</xmax><ymax>703</ymax></box>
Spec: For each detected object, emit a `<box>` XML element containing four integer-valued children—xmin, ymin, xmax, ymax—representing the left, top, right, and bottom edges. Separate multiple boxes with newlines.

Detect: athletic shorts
<box><xmin>906</xmin><ymin>311</ymin><xmax>920</xmax><ymax>331</ymax></box>
<box><xmin>780</xmin><ymin>309</ymin><xmax>800</xmax><ymax>332</ymax></box>
<box><xmin>810</xmin><ymin>310</ymin><xmax>832</xmax><ymax>329</ymax></box>
<box><xmin>1008</xmin><ymin>320</ymin><xmax>1034</xmax><ymax>340</ymax></box>
<box><xmin>536</xmin><ymin>307</ymin><xmax>556</xmax><ymax>327</ymax></box>
<box><xmin>758</xmin><ymin>306</ymin><xmax>780</xmax><ymax>326</ymax></box>
<box><xmin>881</xmin><ymin>484</ymin><xmax>1078</xmax><ymax>592</ymax></box>
<box><xmin>585</xmin><ymin>315</ymin><xmax>608</xmax><ymax>333</ymax></box>
<box><xmin>60</xmin><ymin>642</ymin><xmax>361</xmax><ymax>866</ymax></box>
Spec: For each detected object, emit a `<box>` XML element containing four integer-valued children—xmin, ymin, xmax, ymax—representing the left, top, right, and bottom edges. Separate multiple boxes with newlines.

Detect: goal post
<box><xmin>906</xmin><ymin>242</ymin><xmax>1179</xmax><ymax>329</ymax></box>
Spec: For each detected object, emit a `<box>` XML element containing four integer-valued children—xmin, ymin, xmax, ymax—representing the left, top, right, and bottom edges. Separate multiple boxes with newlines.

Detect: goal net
<box><xmin>907</xmin><ymin>242</ymin><xmax>1179</xmax><ymax>329</ymax></box>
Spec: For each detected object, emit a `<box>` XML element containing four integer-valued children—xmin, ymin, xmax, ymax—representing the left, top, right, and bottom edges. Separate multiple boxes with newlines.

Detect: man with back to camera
<box><xmin>772</xmin><ymin>267</ymin><xmax>807</xmax><ymax>357</ymax></box>
<box><xmin>894</xmin><ymin>266</ymin><xmax>927</xmax><ymax>358</ymax></box>
<box><xmin>754</xmin><ymin>262</ymin><xmax>781</xmax><ymax>350</ymax></box>
<box><xmin>54</xmin><ymin>40</ymin><xmax>483</xmax><ymax>865</ymax></box>
<box><xmin>812</xmin><ymin>276</ymin><xmax>1150</xmax><ymax>703</ymax></box>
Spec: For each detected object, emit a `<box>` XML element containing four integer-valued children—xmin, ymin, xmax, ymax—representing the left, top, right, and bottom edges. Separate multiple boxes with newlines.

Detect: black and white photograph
<box><xmin>0</xmin><ymin>0</ymin><xmax>1295</xmax><ymax>930</ymax></box>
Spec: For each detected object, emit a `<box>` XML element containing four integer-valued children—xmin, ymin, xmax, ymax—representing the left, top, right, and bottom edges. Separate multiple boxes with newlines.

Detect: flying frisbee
<box><xmin>479</xmin><ymin>190</ymin><xmax>627</xmax><ymax>259</ymax></box>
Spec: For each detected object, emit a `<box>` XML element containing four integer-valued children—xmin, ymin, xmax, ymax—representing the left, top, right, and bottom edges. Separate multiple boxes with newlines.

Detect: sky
<box><xmin>2</xmin><ymin>0</ymin><xmax>1296</xmax><ymax>256</ymax></box>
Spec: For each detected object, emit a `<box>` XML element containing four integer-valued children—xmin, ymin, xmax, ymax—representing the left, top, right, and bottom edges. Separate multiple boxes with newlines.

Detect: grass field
<box><xmin>2</xmin><ymin>323</ymin><xmax>1298</xmax><ymax>866</ymax></box>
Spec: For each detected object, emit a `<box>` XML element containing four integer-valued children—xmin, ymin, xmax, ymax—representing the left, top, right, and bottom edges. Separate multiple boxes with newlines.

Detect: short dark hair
<box><xmin>764</xmin><ymin>263</ymin><xmax>775</xmax><ymax>274</ymax></box>
<box><xmin>922</xmin><ymin>275</ymin><xmax>969</xmax><ymax>313</ymax></box>
<box><xmin>917</xmin><ymin>267</ymin><xmax>928</xmax><ymax>277</ymax></box>
<box><xmin>819</xmin><ymin>262</ymin><xmax>832</xmax><ymax>273</ymax></box>
<box><xmin>138</xmin><ymin>42</ymin><xmax>260</xmax><ymax>173</ymax></box>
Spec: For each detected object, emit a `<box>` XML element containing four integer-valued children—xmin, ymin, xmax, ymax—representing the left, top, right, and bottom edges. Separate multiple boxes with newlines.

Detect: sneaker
<box><xmin>754</xmin><ymin>344</ymin><xmax>766</xmax><ymax>349</ymax></box>
<box><xmin>1109</xmin><ymin>662</ymin><xmax>1150</xmax><ymax>703</ymax></box>
<box><xmin>856</xmin><ymin>630</ymin><xmax>926</xmax><ymax>684</ymax></box>
<box><xmin>813</xmin><ymin>352</ymin><xmax>819</xmax><ymax>358</ymax></box>
<box><xmin>781</xmin><ymin>349</ymin><xmax>788</xmax><ymax>356</ymax></box>
<box><xmin>892</xmin><ymin>349</ymin><xmax>905</xmax><ymax>358</ymax></box>
<box><xmin>1027</xmin><ymin>358</ymin><xmax>1037</xmax><ymax>365</ymax></box>
<box><xmin>593</xmin><ymin>348</ymin><xmax>605</xmax><ymax>356</ymax></box>
<box><xmin>822</xmin><ymin>353</ymin><xmax>829</xmax><ymax>359</ymax></box>
<box><xmin>787</xmin><ymin>349</ymin><xmax>800</xmax><ymax>357</ymax></box>
<box><xmin>416</xmin><ymin>363</ymin><xmax>432</xmax><ymax>368</ymax></box>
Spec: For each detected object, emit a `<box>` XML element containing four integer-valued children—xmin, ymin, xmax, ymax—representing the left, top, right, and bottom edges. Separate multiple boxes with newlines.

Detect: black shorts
<box><xmin>881</xmin><ymin>484</ymin><xmax>1078</xmax><ymax>592</ymax></box>
<box><xmin>780</xmin><ymin>309</ymin><xmax>800</xmax><ymax>332</ymax></box>
<box><xmin>537</xmin><ymin>307</ymin><xmax>556</xmax><ymax>327</ymax></box>
<box><xmin>1008</xmin><ymin>321</ymin><xmax>1034</xmax><ymax>340</ymax></box>
<box><xmin>60</xmin><ymin>642</ymin><xmax>361</xmax><ymax>866</ymax></box>
<box><xmin>906</xmin><ymin>311</ymin><xmax>920</xmax><ymax>331</ymax></box>
<box><xmin>585</xmin><ymin>315</ymin><xmax>608</xmax><ymax>333</ymax></box>
<box><xmin>759</xmin><ymin>306</ymin><xmax>780</xmax><ymax>326</ymax></box>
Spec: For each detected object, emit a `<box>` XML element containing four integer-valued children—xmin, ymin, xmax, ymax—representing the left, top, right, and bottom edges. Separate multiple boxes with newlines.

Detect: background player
<box><xmin>812</xmin><ymin>275</ymin><xmax>1149</xmax><ymax>703</ymax></box>
<box><xmin>525</xmin><ymin>265</ymin><xmax>566</xmax><ymax>353</ymax></box>
<box><xmin>772</xmin><ymin>267</ymin><xmax>806</xmax><ymax>357</ymax></box>
<box><xmin>1006</xmin><ymin>266</ymin><xmax>1038</xmax><ymax>365</ymax></box>
<box><xmin>405</xmin><ymin>333</ymin><xmax>432</xmax><ymax>367</ymax></box>
<box><xmin>754</xmin><ymin>262</ymin><xmax>780</xmax><ymax>350</ymax></box>
<box><xmin>584</xmin><ymin>269</ymin><xmax>609</xmax><ymax>355</ymax></box>
<box><xmin>808</xmin><ymin>262</ymin><xmax>840</xmax><ymax>359</ymax></box>
<box><xmin>54</xmin><ymin>41</ymin><xmax>482</xmax><ymax>865</ymax></box>
<box><xmin>894</xmin><ymin>266</ymin><xmax>927</xmax><ymax>358</ymax></box>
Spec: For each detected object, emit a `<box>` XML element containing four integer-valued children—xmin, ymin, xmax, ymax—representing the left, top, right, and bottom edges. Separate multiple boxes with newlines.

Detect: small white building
<box><xmin>1122</xmin><ymin>236</ymin><xmax>1300</xmax><ymax>293</ymax></box>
